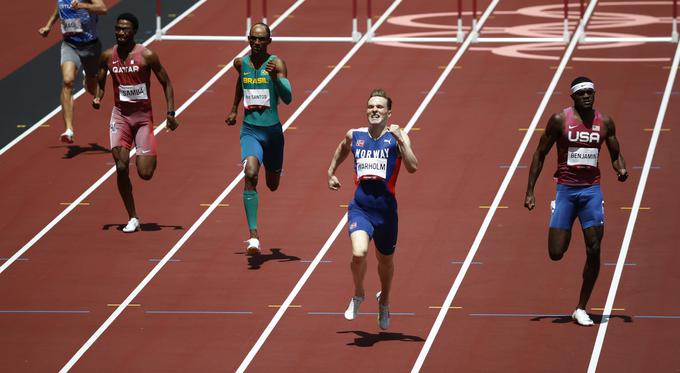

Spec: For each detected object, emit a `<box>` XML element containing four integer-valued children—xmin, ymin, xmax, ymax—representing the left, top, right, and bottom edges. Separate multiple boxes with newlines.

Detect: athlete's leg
<box><xmin>548</xmin><ymin>228</ymin><xmax>571</xmax><ymax>260</ymax></box>
<box><xmin>576</xmin><ymin>185</ymin><xmax>605</xmax><ymax>309</ymax></box>
<box><xmin>136</xmin><ymin>156</ymin><xmax>157</xmax><ymax>181</ymax></box>
<box><xmin>244</xmin><ymin>156</ymin><xmax>261</xmax><ymax>239</ymax></box>
<box><xmin>578</xmin><ymin>225</ymin><xmax>603</xmax><ymax>309</ymax></box>
<box><xmin>263</xmin><ymin>124</ymin><xmax>284</xmax><ymax>191</ymax></box>
<box><xmin>265</xmin><ymin>170</ymin><xmax>280</xmax><ymax>191</ymax></box>
<box><xmin>350</xmin><ymin>230</ymin><xmax>370</xmax><ymax>298</ymax></box>
<box><xmin>112</xmin><ymin>146</ymin><xmax>137</xmax><ymax>219</ymax></box>
<box><xmin>375</xmin><ymin>250</ymin><xmax>394</xmax><ymax>305</ymax></box>
<box><xmin>60</xmin><ymin>61</ymin><xmax>78</xmax><ymax>136</ymax></box>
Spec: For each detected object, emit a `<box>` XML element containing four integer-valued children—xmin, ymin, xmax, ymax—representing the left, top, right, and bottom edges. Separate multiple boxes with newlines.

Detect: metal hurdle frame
<box><xmin>154</xmin><ymin>0</ymin><xmax>680</xmax><ymax>44</ymax></box>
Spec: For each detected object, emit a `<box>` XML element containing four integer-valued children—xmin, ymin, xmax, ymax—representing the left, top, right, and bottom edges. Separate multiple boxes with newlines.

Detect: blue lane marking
<box><xmin>0</xmin><ymin>310</ymin><xmax>90</xmax><ymax>314</ymax></box>
<box><xmin>469</xmin><ymin>313</ymin><xmax>570</xmax><ymax>317</ymax></box>
<box><xmin>145</xmin><ymin>310</ymin><xmax>253</xmax><ymax>315</ymax></box>
<box><xmin>300</xmin><ymin>260</ymin><xmax>333</xmax><ymax>263</ymax></box>
<box><xmin>634</xmin><ymin>315</ymin><xmax>680</xmax><ymax>319</ymax></box>
<box><xmin>148</xmin><ymin>259</ymin><xmax>181</xmax><ymax>262</ymax></box>
<box><xmin>500</xmin><ymin>165</ymin><xmax>527</xmax><ymax>169</ymax></box>
<box><xmin>451</xmin><ymin>261</ymin><xmax>483</xmax><ymax>265</ymax></box>
<box><xmin>307</xmin><ymin>311</ymin><xmax>416</xmax><ymax>316</ymax></box>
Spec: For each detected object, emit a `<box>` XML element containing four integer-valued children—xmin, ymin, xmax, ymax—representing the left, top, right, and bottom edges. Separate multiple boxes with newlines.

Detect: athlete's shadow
<box><xmin>235</xmin><ymin>248</ymin><xmax>300</xmax><ymax>270</ymax></box>
<box><xmin>51</xmin><ymin>143</ymin><xmax>110</xmax><ymax>159</ymax></box>
<box><xmin>337</xmin><ymin>330</ymin><xmax>424</xmax><ymax>347</ymax></box>
<box><xmin>102</xmin><ymin>223</ymin><xmax>184</xmax><ymax>232</ymax></box>
<box><xmin>530</xmin><ymin>314</ymin><xmax>633</xmax><ymax>324</ymax></box>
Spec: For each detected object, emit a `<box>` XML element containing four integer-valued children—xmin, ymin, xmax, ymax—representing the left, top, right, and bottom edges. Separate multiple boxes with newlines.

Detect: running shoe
<box><xmin>245</xmin><ymin>238</ymin><xmax>260</xmax><ymax>255</ymax></box>
<box><xmin>122</xmin><ymin>217</ymin><xmax>140</xmax><ymax>233</ymax></box>
<box><xmin>572</xmin><ymin>308</ymin><xmax>594</xmax><ymax>326</ymax></box>
<box><xmin>344</xmin><ymin>295</ymin><xmax>364</xmax><ymax>320</ymax></box>
<box><xmin>60</xmin><ymin>128</ymin><xmax>74</xmax><ymax>144</ymax></box>
<box><xmin>376</xmin><ymin>291</ymin><xmax>390</xmax><ymax>330</ymax></box>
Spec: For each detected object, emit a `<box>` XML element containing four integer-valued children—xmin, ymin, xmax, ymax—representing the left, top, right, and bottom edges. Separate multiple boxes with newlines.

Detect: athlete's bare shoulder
<box><xmin>101</xmin><ymin>47</ymin><xmax>113</xmax><ymax>60</ymax></box>
<box><xmin>234</xmin><ymin>57</ymin><xmax>243</xmax><ymax>72</ymax></box>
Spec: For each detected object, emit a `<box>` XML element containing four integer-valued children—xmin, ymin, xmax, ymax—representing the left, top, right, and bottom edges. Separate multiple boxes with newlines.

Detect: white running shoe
<box><xmin>572</xmin><ymin>308</ymin><xmax>594</xmax><ymax>326</ymax></box>
<box><xmin>376</xmin><ymin>291</ymin><xmax>390</xmax><ymax>330</ymax></box>
<box><xmin>122</xmin><ymin>217</ymin><xmax>140</xmax><ymax>233</ymax></box>
<box><xmin>344</xmin><ymin>295</ymin><xmax>364</xmax><ymax>320</ymax></box>
<box><xmin>60</xmin><ymin>128</ymin><xmax>74</xmax><ymax>144</ymax></box>
<box><xmin>245</xmin><ymin>238</ymin><xmax>260</xmax><ymax>255</ymax></box>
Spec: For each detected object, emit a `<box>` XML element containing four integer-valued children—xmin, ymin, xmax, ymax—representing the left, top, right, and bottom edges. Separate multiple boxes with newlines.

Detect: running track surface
<box><xmin>1</xmin><ymin>0</ymin><xmax>678</xmax><ymax>372</ymax></box>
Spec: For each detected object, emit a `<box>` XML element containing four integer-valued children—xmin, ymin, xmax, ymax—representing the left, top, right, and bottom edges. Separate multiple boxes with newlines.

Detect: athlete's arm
<box><xmin>328</xmin><ymin>130</ymin><xmax>354</xmax><ymax>191</ymax></box>
<box><xmin>38</xmin><ymin>7</ymin><xmax>59</xmax><ymax>37</ymax></box>
<box><xmin>225</xmin><ymin>58</ymin><xmax>243</xmax><ymax>126</ymax></box>
<box><xmin>72</xmin><ymin>0</ymin><xmax>108</xmax><ymax>15</ymax></box>
<box><xmin>388</xmin><ymin>124</ymin><xmax>418</xmax><ymax>173</ymax></box>
<box><xmin>267</xmin><ymin>58</ymin><xmax>292</xmax><ymax>105</ymax></box>
<box><xmin>145</xmin><ymin>48</ymin><xmax>179</xmax><ymax>131</ymax></box>
<box><xmin>92</xmin><ymin>48</ymin><xmax>111</xmax><ymax>109</ymax></box>
<box><xmin>603</xmin><ymin>115</ymin><xmax>628</xmax><ymax>182</ymax></box>
<box><xmin>525</xmin><ymin>113</ymin><xmax>562</xmax><ymax>210</ymax></box>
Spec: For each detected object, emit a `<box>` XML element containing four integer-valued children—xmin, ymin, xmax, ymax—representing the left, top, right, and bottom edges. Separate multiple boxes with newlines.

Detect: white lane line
<box><xmin>0</xmin><ymin>0</ymin><xmax>299</xmax><ymax>277</ymax></box>
<box><xmin>0</xmin><ymin>0</ymin><xmax>208</xmax><ymax>157</ymax></box>
<box><xmin>234</xmin><ymin>0</ymin><xmax>504</xmax><ymax>371</ymax></box>
<box><xmin>59</xmin><ymin>0</ymin><xmax>402</xmax><ymax>370</ymax></box>
<box><xmin>587</xmin><ymin>40</ymin><xmax>680</xmax><ymax>373</ymax></box>
<box><xmin>410</xmin><ymin>1</ymin><xmax>600</xmax><ymax>372</ymax></box>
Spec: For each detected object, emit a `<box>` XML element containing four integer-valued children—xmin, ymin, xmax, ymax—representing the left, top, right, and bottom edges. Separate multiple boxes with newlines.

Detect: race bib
<box><xmin>61</xmin><ymin>18</ymin><xmax>83</xmax><ymax>35</ymax></box>
<box><xmin>243</xmin><ymin>89</ymin><xmax>270</xmax><ymax>109</ymax></box>
<box><xmin>118</xmin><ymin>84</ymin><xmax>148</xmax><ymax>102</ymax></box>
<box><xmin>567</xmin><ymin>147</ymin><xmax>599</xmax><ymax>167</ymax></box>
<box><xmin>357</xmin><ymin>158</ymin><xmax>387</xmax><ymax>180</ymax></box>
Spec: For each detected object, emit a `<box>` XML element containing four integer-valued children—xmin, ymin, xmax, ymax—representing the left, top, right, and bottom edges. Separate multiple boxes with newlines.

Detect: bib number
<box><xmin>118</xmin><ymin>83</ymin><xmax>148</xmax><ymax>102</ymax></box>
<box><xmin>61</xmin><ymin>18</ymin><xmax>83</xmax><ymax>35</ymax></box>
<box><xmin>567</xmin><ymin>147</ymin><xmax>599</xmax><ymax>167</ymax></box>
<box><xmin>243</xmin><ymin>89</ymin><xmax>270</xmax><ymax>109</ymax></box>
<box><xmin>357</xmin><ymin>158</ymin><xmax>387</xmax><ymax>180</ymax></box>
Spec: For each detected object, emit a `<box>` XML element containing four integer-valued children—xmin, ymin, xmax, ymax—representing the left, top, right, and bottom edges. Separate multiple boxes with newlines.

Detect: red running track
<box><xmin>1</xmin><ymin>0</ymin><xmax>678</xmax><ymax>372</ymax></box>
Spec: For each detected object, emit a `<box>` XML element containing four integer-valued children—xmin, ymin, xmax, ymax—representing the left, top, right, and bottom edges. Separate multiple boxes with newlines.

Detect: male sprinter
<box><xmin>40</xmin><ymin>0</ymin><xmax>108</xmax><ymax>143</ymax></box>
<box><xmin>328</xmin><ymin>89</ymin><xmax>418</xmax><ymax>330</ymax></box>
<box><xmin>524</xmin><ymin>77</ymin><xmax>628</xmax><ymax>326</ymax></box>
<box><xmin>92</xmin><ymin>13</ymin><xmax>179</xmax><ymax>232</ymax></box>
<box><xmin>225</xmin><ymin>23</ymin><xmax>292</xmax><ymax>254</ymax></box>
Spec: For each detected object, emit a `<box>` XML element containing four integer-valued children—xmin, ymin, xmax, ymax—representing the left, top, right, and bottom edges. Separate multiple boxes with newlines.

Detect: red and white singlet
<box><xmin>553</xmin><ymin>107</ymin><xmax>605</xmax><ymax>186</ymax></box>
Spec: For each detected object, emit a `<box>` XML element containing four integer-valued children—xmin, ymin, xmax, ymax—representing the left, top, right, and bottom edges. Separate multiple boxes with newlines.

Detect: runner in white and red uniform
<box><xmin>525</xmin><ymin>77</ymin><xmax>628</xmax><ymax>326</ymax></box>
<box><xmin>92</xmin><ymin>12</ymin><xmax>179</xmax><ymax>233</ymax></box>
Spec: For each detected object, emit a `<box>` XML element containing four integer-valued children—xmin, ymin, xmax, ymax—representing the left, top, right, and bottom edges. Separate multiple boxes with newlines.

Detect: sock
<box><xmin>243</xmin><ymin>190</ymin><xmax>258</xmax><ymax>230</ymax></box>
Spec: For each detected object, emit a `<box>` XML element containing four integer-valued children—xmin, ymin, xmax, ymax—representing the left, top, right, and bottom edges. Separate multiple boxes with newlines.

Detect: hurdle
<box><xmin>155</xmin><ymin>0</ymin><xmax>680</xmax><ymax>45</ymax></box>
<box><xmin>155</xmin><ymin>0</ymin><xmax>363</xmax><ymax>42</ymax></box>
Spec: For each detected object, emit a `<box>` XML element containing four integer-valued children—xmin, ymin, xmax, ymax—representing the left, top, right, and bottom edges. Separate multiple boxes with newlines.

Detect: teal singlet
<box><xmin>241</xmin><ymin>55</ymin><xmax>280</xmax><ymax>126</ymax></box>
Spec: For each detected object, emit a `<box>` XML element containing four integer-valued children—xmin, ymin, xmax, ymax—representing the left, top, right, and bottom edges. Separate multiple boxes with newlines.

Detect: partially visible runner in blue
<box><xmin>40</xmin><ymin>0</ymin><xmax>108</xmax><ymax>143</ymax></box>
<box><xmin>328</xmin><ymin>89</ymin><xmax>418</xmax><ymax>330</ymax></box>
<box><xmin>524</xmin><ymin>76</ymin><xmax>628</xmax><ymax>326</ymax></box>
<box><xmin>225</xmin><ymin>23</ymin><xmax>292</xmax><ymax>255</ymax></box>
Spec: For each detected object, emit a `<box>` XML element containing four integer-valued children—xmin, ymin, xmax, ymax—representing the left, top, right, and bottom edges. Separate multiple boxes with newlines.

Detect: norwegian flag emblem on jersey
<box><xmin>356</xmin><ymin>139</ymin><xmax>364</xmax><ymax>147</ymax></box>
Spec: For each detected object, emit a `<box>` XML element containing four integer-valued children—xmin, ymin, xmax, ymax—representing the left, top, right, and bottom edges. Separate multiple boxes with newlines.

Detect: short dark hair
<box><xmin>369</xmin><ymin>88</ymin><xmax>392</xmax><ymax>110</ymax></box>
<box><xmin>117</xmin><ymin>13</ymin><xmax>139</xmax><ymax>30</ymax></box>
<box><xmin>250</xmin><ymin>22</ymin><xmax>271</xmax><ymax>38</ymax></box>
<box><xmin>570</xmin><ymin>76</ymin><xmax>593</xmax><ymax>88</ymax></box>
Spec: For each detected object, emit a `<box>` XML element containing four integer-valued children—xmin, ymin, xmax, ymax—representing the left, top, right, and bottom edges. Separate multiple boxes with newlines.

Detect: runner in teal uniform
<box><xmin>226</xmin><ymin>23</ymin><xmax>292</xmax><ymax>254</ymax></box>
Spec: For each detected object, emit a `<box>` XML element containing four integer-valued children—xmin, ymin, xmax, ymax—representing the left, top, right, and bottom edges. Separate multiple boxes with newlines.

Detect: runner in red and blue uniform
<box><xmin>92</xmin><ymin>13</ymin><xmax>179</xmax><ymax>233</ymax></box>
<box><xmin>525</xmin><ymin>77</ymin><xmax>628</xmax><ymax>326</ymax></box>
<box><xmin>328</xmin><ymin>89</ymin><xmax>418</xmax><ymax>330</ymax></box>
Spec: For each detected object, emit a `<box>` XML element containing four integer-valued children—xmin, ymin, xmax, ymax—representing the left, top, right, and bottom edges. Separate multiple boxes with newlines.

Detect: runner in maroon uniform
<box><xmin>92</xmin><ymin>13</ymin><xmax>179</xmax><ymax>232</ymax></box>
<box><xmin>524</xmin><ymin>77</ymin><xmax>628</xmax><ymax>326</ymax></box>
